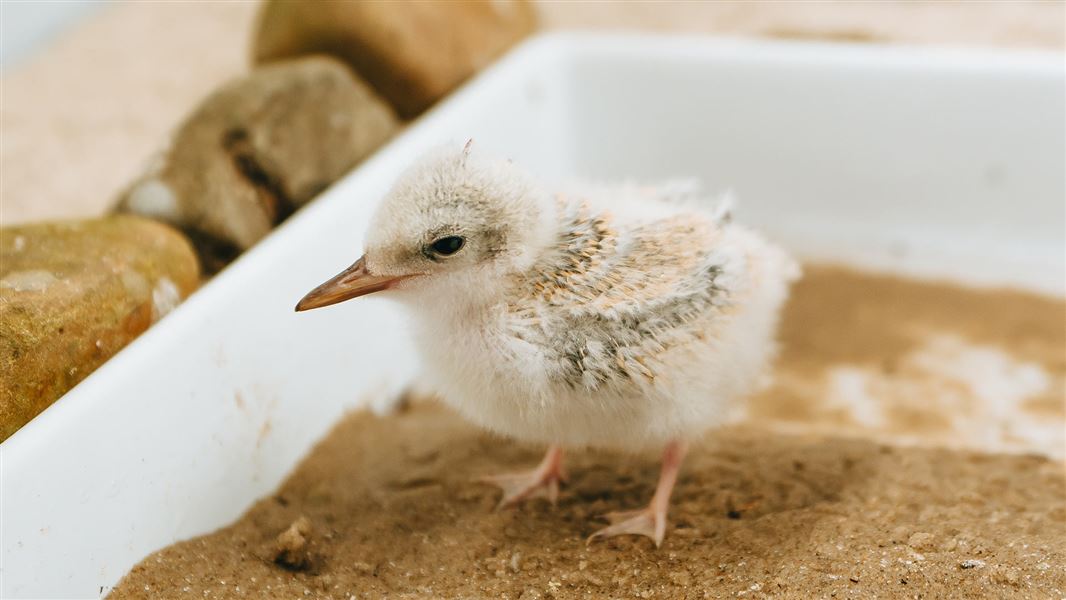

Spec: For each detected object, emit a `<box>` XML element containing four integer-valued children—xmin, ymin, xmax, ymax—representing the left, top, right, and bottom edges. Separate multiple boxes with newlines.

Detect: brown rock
<box><xmin>252</xmin><ymin>0</ymin><xmax>537</xmax><ymax>118</ymax></box>
<box><xmin>0</xmin><ymin>216</ymin><xmax>199</xmax><ymax>441</ymax></box>
<box><xmin>118</xmin><ymin>56</ymin><xmax>398</xmax><ymax>271</ymax></box>
<box><xmin>273</xmin><ymin>515</ymin><xmax>313</xmax><ymax>571</ymax></box>
<box><xmin>907</xmin><ymin>531</ymin><xmax>936</xmax><ymax>551</ymax></box>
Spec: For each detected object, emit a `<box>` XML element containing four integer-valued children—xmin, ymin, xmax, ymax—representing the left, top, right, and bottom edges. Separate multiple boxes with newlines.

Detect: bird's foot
<box><xmin>587</xmin><ymin>439</ymin><xmax>687</xmax><ymax>548</ymax></box>
<box><xmin>480</xmin><ymin>445</ymin><xmax>566</xmax><ymax>510</ymax></box>
<box><xmin>587</xmin><ymin>505</ymin><xmax>668</xmax><ymax>547</ymax></box>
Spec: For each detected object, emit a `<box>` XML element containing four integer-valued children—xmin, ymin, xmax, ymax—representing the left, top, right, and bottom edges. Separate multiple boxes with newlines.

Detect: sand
<box><xmin>110</xmin><ymin>266</ymin><xmax>1065</xmax><ymax>599</ymax></box>
<box><xmin>749</xmin><ymin>266</ymin><xmax>1065</xmax><ymax>459</ymax></box>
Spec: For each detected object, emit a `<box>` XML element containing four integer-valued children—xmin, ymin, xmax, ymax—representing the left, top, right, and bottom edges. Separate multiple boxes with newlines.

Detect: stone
<box><xmin>117</xmin><ymin>56</ymin><xmax>398</xmax><ymax>272</ymax></box>
<box><xmin>273</xmin><ymin>515</ymin><xmax>314</xmax><ymax>571</ymax></box>
<box><xmin>0</xmin><ymin>216</ymin><xmax>199</xmax><ymax>441</ymax></box>
<box><xmin>907</xmin><ymin>531</ymin><xmax>936</xmax><ymax>551</ymax></box>
<box><xmin>252</xmin><ymin>0</ymin><xmax>537</xmax><ymax>118</ymax></box>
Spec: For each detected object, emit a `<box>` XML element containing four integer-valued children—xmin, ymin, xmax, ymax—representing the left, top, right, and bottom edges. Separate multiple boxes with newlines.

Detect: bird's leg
<box><xmin>481</xmin><ymin>444</ymin><xmax>566</xmax><ymax>510</ymax></box>
<box><xmin>588</xmin><ymin>439</ymin><xmax>688</xmax><ymax>548</ymax></box>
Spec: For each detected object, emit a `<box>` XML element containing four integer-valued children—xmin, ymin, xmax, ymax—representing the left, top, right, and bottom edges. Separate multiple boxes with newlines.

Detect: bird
<box><xmin>296</xmin><ymin>142</ymin><xmax>800</xmax><ymax>547</ymax></box>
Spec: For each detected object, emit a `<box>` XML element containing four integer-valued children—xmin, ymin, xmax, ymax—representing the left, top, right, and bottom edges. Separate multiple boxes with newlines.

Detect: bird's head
<box><xmin>296</xmin><ymin>143</ymin><xmax>554</xmax><ymax>312</ymax></box>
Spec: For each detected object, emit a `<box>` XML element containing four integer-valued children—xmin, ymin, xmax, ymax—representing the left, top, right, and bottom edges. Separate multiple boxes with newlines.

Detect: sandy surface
<box><xmin>3</xmin><ymin>2</ymin><xmax>1063</xmax><ymax>226</ymax></box>
<box><xmin>749</xmin><ymin>266</ymin><xmax>1065</xmax><ymax>459</ymax></box>
<box><xmin>110</xmin><ymin>267</ymin><xmax>1066</xmax><ymax>599</ymax></box>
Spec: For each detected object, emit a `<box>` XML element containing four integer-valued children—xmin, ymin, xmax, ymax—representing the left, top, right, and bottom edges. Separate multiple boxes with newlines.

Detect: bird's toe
<box><xmin>478</xmin><ymin>446</ymin><xmax>566</xmax><ymax>510</ymax></box>
<box><xmin>587</xmin><ymin>507</ymin><xmax>667</xmax><ymax>548</ymax></box>
<box><xmin>479</xmin><ymin>469</ymin><xmax>563</xmax><ymax>510</ymax></box>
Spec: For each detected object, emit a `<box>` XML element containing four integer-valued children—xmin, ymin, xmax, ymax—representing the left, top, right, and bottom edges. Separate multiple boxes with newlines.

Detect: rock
<box><xmin>988</xmin><ymin>564</ymin><xmax>1021</xmax><ymax>585</ymax></box>
<box><xmin>667</xmin><ymin>569</ymin><xmax>694</xmax><ymax>587</ymax></box>
<box><xmin>252</xmin><ymin>0</ymin><xmax>537</xmax><ymax>118</ymax></box>
<box><xmin>118</xmin><ymin>56</ymin><xmax>398</xmax><ymax>272</ymax></box>
<box><xmin>0</xmin><ymin>216</ymin><xmax>199</xmax><ymax>441</ymax></box>
<box><xmin>274</xmin><ymin>515</ymin><xmax>314</xmax><ymax>571</ymax></box>
<box><xmin>907</xmin><ymin>531</ymin><xmax>935</xmax><ymax>551</ymax></box>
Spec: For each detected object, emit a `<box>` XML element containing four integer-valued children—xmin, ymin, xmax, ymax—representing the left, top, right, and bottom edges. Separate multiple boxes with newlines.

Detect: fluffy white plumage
<box><xmin>366</xmin><ymin>146</ymin><xmax>799</xmax><ymax>452</ymax></box>
<box><xmin>299</xmin><ymin>143</ymin><xmax>799</xmax><ymax>545</ymax></box>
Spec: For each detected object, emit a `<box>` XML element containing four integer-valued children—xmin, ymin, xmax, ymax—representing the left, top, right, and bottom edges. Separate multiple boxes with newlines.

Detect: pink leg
<box><xmin>481</xmin><ymin>445</ymin><xmax>566</xmax><ymax>510</ymax></box>
<box><xmin>588</xmin><ymin>440</ymin><xmax>688</xmax><ymax>548</ymax></box>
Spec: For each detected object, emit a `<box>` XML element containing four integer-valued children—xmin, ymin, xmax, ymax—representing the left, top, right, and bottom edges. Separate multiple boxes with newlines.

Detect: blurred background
<box><xmin>2</xmin><ymin>1</ymin><xmax>1063</xmax><ymax>226</ymax></box>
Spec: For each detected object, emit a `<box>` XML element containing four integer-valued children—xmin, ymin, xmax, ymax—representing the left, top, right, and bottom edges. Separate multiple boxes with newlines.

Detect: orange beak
<box><xmin>295</xmin><ymin>255</ymin><xmax>409</xmax><ymax>312</ymax></box>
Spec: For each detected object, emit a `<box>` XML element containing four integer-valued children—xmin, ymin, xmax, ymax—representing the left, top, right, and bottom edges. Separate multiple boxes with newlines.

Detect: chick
<box><xmin>297</xmin><ymin>143</ymin><xmax>799</xmax><ymax>547</ymax></box>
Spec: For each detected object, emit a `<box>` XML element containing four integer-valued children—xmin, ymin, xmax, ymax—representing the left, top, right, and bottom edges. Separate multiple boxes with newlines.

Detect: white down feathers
<box><xmin>364</xmin><ymin>146</ymin><xmax>800</xmax><ymax>451</ymax></box>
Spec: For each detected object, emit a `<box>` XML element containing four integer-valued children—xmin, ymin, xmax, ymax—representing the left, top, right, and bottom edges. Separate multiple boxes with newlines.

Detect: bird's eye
<box><xmin>429</xmin><ymin>236</ymin><xmax>465</xmax><ymax>256</ymax></box>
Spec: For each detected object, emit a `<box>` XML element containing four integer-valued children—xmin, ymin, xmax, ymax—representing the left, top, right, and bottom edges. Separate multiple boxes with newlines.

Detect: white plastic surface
<box><xmin>2</xmin><ymin>34</ymin><xmax>1063</xmax><ymax>598</ymax></box>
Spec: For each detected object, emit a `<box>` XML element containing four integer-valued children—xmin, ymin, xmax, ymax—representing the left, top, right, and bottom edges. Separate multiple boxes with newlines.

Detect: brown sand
<box><xmin>110</xmin><ymin>267</ymin><xmax>1065</xmax><ymax>599</ymax></box>
<box><xmin>748</xmin><ymin>265</ymin><xmax>1066</xmax><ymax>458</ymax></box>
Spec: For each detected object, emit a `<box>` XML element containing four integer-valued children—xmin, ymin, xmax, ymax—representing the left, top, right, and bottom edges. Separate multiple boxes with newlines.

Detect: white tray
<box><xmin>2</xmin><ymin>33</ymin><xmax>1062</xmax><ymax>598</ymax></box>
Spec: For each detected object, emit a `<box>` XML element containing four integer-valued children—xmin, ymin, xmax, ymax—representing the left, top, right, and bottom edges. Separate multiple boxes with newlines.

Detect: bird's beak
<box><xmin>295</xmin><ymin>255</ymin><xmax>407</xmax><ymax>312</ymax></box>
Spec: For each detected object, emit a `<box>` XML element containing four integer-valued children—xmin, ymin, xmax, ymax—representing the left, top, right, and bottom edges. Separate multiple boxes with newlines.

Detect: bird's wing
<box><xmin>516</xmin><ymin>202</ymin><xmax>741</xmax><ymax>389</ymax></box>
<box><xmin>531</xmin><ymin>201</ymin><xmax>733</xmax><ymax>321</ymax></box>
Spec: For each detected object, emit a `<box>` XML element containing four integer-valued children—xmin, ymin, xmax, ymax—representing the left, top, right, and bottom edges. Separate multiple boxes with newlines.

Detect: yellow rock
<box><xmin>0</xmin><ymin>216</ymin><xmax>199</xmax><ymax>441</ymax></box>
